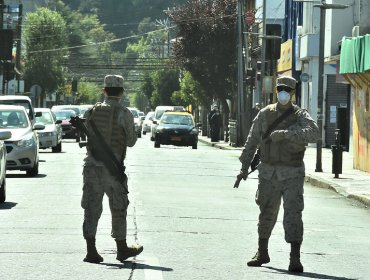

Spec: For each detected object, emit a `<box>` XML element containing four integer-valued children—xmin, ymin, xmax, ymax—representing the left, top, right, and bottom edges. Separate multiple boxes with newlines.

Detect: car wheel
<box><xmin>26</xmin><ymin>160</ymin><xmax>39</xmax><ymax>177</ymax></box>
<box><xmin>192</xmin><ymin>142</ymin><xmax>198</xmax><ymax>149</ymax></box>
<box><xmin>143</xmin><ymin>131</ymin><xmax>146</xmax><ymax>135</ymax></box>
<box><xmin>0</xmin><ymin>179</ymin><xmax>6</xmax><ymax>203</ymax></box>
<box><xmin>138</xmin><ymin>132</ymin><xmax>142</xmax><ymax>138</ymax></box>
<box><xmin>81</xmin><ymin>134</ymin><xmax>87</xmax><ymax>141</ymax></box>
<box><xmin>154</xmin><ymin>141</ymin><xmax>160</xmax><ymax>148</ymax></box>
<box><xmin>52</xmin><ymin>141</ymin><xmax>62</xmax><ymax>153</ymax></box>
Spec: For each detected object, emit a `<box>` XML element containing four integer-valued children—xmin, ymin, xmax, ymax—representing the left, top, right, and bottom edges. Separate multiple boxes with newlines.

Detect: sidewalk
<box><xmin>198</xmin><ymin>135</ymin><xmax>370</xmax><ymax>208</ymax></box>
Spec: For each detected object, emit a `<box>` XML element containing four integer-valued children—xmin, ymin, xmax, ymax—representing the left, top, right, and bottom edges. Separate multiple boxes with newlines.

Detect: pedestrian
<box><xmin>82</xmin><ymin>74</ymin><xmax>143</xmax><ymax>263</ymax></box>
<box><xmin>235</xmin><ymin>75</ymin><xmax>320</xmax><ymax>273</ymax></box>
<box><xmin>208</xmin><ymin>105</ymin><xmax>221</xmax><ymax>142</ymax></box>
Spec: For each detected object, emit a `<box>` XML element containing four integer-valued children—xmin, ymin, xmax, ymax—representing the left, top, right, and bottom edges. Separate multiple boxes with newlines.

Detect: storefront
<box><xmin>340</xmin><ymin>34</ymin><xmax>370</xmax><ymax>172</ymax></box>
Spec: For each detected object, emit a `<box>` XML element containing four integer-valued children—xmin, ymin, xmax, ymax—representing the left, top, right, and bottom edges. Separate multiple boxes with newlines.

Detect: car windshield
<box><xmin>160</xmin><ymin>114</ymin><xmax>194</xmax><ymax>126</ymax></box>
<box><xmin>129</xmin><ymin>109</ymin><xmax>139</xmax><ymax>118</ymax></box>
<box><xmin>53</xmin><ymin>110</ymin><xmax>76</xmax><ymax>120</ymax></box>
<box><xmin>145</xmin><ymin>112</ymin><xmax>154</xmax><ymax>120</ymax></box>
<box><xmin>0</xmin><ymin>110</ymin><xmax>28</xmax><ymax>128</ymax></box>
<box><xmin>36</xmin><ymin>111</ymin><xmax>54</xmax><ymax>125</ymax></box>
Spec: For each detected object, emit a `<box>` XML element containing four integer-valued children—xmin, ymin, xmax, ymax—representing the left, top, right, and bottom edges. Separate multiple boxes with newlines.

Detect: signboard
<box><xmin>277</xmin><ymin>40</ymin><xmax>293</xmax><ymax>73</ymax></box>
<box><xmin>245</xmin><ymin>11</ymin><xmax>255</xmax><ymax>25</ymax></box>
<box><xmin>300</xmin><ymin>73</ymin><xmax>310</xmax><ymax>82</ymax></box>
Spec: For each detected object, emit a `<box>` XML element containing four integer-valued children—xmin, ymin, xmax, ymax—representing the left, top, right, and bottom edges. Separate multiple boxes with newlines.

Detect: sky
<box><xmin>255</xmin><ymin>0</ymin><xmax>285</xmax><ymax>19</ymax></box>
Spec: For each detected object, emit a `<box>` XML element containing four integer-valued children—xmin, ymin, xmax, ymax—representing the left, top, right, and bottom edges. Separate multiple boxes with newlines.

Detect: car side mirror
<box><xmin>55</xmin><ymin>120</ymin><xmax>62</xmax><ymax>124</ymax></box>
<box><xmin>33</xmin><ymin>124</ymin><xmax>46</xmax><ymax>130</ymax></box>
<box><xmin>153</xmin><ymin>120</ymin><xmax>158</xmax><ymax>125</ymax></box>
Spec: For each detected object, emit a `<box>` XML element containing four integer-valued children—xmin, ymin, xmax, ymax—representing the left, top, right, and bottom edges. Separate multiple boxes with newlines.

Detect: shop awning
<box><xmin>340</xmin><ymin>34</ymin><xmax>370</xmax><ymax>74</ymax></box>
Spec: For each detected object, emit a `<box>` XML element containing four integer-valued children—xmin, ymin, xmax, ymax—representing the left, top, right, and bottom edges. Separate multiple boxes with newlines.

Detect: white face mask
<box><xmin>277</xmin><ymin>90</ymin><xmax>291</xmax><ymax>105</ymax></box>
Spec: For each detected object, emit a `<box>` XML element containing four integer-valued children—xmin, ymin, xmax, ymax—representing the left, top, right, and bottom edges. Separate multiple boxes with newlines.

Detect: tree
<box><xmin>167</xmin><ymin>0</ymin><xmax>238</xmax><ymax>114</ymax></box>
<box><xmin>171</xmin><ymin>71</ymin><xmax>210</xmax><ymax>107</ymax></box>
<box><xmin>150</xmin><ymin>69</ymin><xmax>180</xmax><ymax>108</ymax></box>
<box><xmin>23</xmin><ymin>8</ymin><xmax>69</xmax><ymax>105</ymax></box>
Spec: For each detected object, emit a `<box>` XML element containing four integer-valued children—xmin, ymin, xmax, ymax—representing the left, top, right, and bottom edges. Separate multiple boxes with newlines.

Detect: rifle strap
<box><xmin>262</xmin><ymin>105</ymin><xmax>297</xmax><ymax>140</ymax></box>
<box><xmin>89</xmin><ymin>119</ymin><xmax>125</xmax><ymax>174</ymax></box>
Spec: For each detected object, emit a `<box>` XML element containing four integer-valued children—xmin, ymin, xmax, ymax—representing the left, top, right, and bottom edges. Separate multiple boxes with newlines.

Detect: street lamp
<box><xmin>314</xmin><ymin>1</ymin><xmax>349</xmax><ymax>172</ymax></box>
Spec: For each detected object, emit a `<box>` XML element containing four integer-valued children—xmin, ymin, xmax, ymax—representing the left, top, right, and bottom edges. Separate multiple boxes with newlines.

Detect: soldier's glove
<box><xmin>234</xmin><ymin>170</ymin><xmax>248</xmax><ymax>188</ymax></box>
<box><xmin>269</xmin><ymin>130</ymin><xmax>287</xmax><ymax>142</ymax></box>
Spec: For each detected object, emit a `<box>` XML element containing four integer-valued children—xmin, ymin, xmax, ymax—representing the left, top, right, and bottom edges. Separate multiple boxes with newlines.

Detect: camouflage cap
<box><xmin>276</xmin><ymin>76</ymin><xmax>297</xmax><ymax>89</ymax></box>
<box><xmin>104</xmin><ymin>75</ymin><xmax>124</xmax><ymax>88</ymax></box>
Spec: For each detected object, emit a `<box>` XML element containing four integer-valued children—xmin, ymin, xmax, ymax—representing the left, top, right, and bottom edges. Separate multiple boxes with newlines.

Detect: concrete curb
<box><xmin>199</xmin><ymin>136</ymin><xmax>370</xmax><ymax>208</ymax></box>
<box><xmin>305</xmin><ymin>174</ymin><xmax>370</xmax><ymax>207</ymax></box>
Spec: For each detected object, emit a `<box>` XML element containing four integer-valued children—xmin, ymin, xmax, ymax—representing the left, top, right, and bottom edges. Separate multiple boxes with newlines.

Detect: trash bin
<box><xmin>331</xmin><ymin>129</ymin><xmax>343</xmax><ymax>178</ymax></box>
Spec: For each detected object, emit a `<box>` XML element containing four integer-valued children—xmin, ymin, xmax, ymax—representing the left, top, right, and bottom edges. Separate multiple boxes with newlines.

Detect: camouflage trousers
<box><xmin>255</xmin><ymin>174</ymin><xmax>304</xmax><ymax>243</ymax></box>
<box><xmin>82</xmin><ymin>165</ymin><xmax>129</xmax><ymax>241</ymax></box>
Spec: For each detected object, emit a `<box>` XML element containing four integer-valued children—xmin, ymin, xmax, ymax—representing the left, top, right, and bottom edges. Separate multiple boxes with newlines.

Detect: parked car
<box><xmin>79</xmin><ymin>104</ymin><xmax>94</xmax><ymax>117</ymax></box>
<box><xmin>35</xmin><ymin>108</ymin><xmax>62</xmax><ymax>152</ymax></box>
<box><xmin>150</xmin><ymin>105</ymin><xmax>186</xmax><ymax>140</ymax></box>
<box><xmin>142</xmin><ymin>111</ymin><xmax>154</xmax><ymax>135</ymax></box>
<box><xmin>153</xmin><ymin>111</ymin><xmax>200</xmax><ymax>149</ymax></box>
<box><xmin>0</xmin><ymin>130</ymin><xmax>12</xmax><ymax>203</ymax></box>
<box><xmin>0</xmin><ymin>105</ymin><xmax>45</xmax><ymax>177</ymax></box>
<box><xmin>0</xmin><ymin>95</ymin><xmax>41</xmax><ymax>125</ymax></box>
<box><xmin>127</xmin><ymin>107</ymin><xmax>142</xmax><ymax>138</ymax></box>
<box><xmin>51</xmin><ymin>105</ymin><xmax>82</xmax><ymax>117</ymax></box>
<box><xmin>52</xmin><ymin>109</ymin><xmax>81</xmax><ymax>142</ymax></box>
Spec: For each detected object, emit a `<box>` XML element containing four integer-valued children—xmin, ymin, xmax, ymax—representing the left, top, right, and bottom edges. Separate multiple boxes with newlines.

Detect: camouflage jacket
<box><xmin>239</xmin><ymin>103</ymin><xmax>320</xmax><ymax>180</ymax></box>
<box><xmin>84</xmin><ymin>97</ymin><xmax>137</xmax><ymax>167</ymax></box>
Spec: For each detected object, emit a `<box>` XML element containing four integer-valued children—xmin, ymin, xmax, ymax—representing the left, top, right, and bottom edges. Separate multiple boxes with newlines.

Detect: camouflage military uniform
<box><xmin>82</xmin><ymin>98</ymin><xmax>137</xmax><ymax>241</ymax></box>
<box><xmin>239</xmin><ymin>103</ymin><xmax>320</xmax><ymax>243</ymax></box>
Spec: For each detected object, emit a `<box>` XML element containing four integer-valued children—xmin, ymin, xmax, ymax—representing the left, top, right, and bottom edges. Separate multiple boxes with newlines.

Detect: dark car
<box><xmin>153</xmin><ymin>111</ymin><xmax>200</xmax><ymax>149</ymax></box>
<box><xmin>52</xmin><ymin>109</ymin><xmax>81</xmax><ymax>142</ymax></box>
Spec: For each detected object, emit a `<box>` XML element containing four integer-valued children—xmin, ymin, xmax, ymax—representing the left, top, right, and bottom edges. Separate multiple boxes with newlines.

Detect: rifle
<box><xmin>69</xmin><ymin>116</ymin><xmax>128</xmax><ymax>193</ymax></box>
<box><xmin>234</xmin><ymin>106</ymin><xmax>296</xmax><ymax>188</ymax></box>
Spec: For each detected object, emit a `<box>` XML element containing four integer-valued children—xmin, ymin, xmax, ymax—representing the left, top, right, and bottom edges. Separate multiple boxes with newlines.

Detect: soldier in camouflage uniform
<box><xmin>236</xmin><ymin>76</ymin><xmax>320</xmax><ymax>273</ymax></box>
<box><xmin>82</xmin><ymin>75</ymin><xmax>143</xmax><ymax>263</ymax></box>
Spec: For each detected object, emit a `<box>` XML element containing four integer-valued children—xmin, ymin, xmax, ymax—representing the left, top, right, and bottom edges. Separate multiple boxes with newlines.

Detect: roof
<box><xmin>164</xmin><ymin>111</ymin><xmax>192</xmax><ymax>116</ymax></box>
<box><xmin>0</xmin><ymin>95</ymin><xmax>32</xmax><ymax>101</ymax></box>
<box><xmin>0</xmin><ymin>104</ymin><xmax>27</xmax><ymax>111</ymax></box>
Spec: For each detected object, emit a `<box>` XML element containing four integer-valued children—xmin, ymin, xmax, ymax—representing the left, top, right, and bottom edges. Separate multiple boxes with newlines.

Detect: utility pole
<box><xmin>15</xmin><ymin>2</ymin><xmax>22</xmax><ymax>91</ymax></box>
<box><xmin>260</xmin><ymin>0</ymin><xmax>267</xmax><ymax>106</ymax></box>
<box><xmin>314</xmin><ymin>1</ymin><xmax>349</xmax><ymax>172</ymax></box>
<box><xmin>236</xmin><ymin>0</ymin><xmax>245</xmax><ymax>146</ymax></box>
<box><xmin>0</xmin><ymin>0</ymin><xmax>3</xmax><ymax>29</ymax></box>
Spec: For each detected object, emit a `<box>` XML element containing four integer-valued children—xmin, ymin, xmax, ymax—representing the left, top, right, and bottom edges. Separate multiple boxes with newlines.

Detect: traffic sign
<box><xmin>245</xmin><ymin>11</ymin><xmax>255</xmax><ymax>26</ymax></box>
<box><xmin>300</xmin><ymin>73</ymin><xmax>310</xmax><ymax>82</ymax></box>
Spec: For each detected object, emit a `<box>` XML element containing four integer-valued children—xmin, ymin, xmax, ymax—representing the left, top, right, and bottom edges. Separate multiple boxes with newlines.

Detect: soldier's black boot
<box><xmin>83</xmin><ymin>238</ymin><xmax>104</xmax><ymax>263</ymax></box>
<box><xmin>247</xmin><ymin>238</ymin><xmax>270</xmax><ymax>267</ymax></box>
<box><xmin>116</xmin><ymin>239</ymin><xmax>143</xmax><ymax>262</ymax></box>
<box><xmin>288</xmin><ymin>242</ymin><xmax>304</xmax><ymax>273</ymax></box>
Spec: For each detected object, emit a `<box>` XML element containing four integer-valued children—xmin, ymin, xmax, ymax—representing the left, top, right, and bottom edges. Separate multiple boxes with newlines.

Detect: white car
<box><xmin>0</xmin><ymin>130</ymin><xmax>12</xmax><ymax>203</ymax></box>
<box><xmin>142</xmin><ymin>111</ymin><xmax>154</xmax><ymax>135</ymax></box>
<box><xmin>127</xmin><ymin>107</ymin><xmax>142</xmax><ymax>138</ymax></box>
<box><xmin>35</xmin><ymin>108</ymin><xmax>63</xmax><ymax>153</ymax></box>
<box><xmin>0</xmin><ymin>105</ymin><xmax>45</xmax><ymax>177</ymax></box>
<box><xmin>0</xmin><ymin>95</ymin><xmax>40</xmax><ymax>125</ymax></box>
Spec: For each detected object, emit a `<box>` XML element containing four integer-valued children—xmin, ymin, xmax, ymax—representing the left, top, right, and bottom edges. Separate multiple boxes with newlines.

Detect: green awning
<box><xmin>340</xmin><ymin>34</ymin><xmax>370</xmax><ymax>74</ymax></box>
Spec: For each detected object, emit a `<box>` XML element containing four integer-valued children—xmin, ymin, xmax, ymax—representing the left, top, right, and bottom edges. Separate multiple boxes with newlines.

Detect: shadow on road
<box><xmin>100</xmin><ymin>261</ymin><xmax>173</xmax><ymax>272</ymax></box>
<box><xmin>264</xmin><ymin>266</ymin><xmax>358</xmax><ymax>280</ymax></box>
<box><xmin>0</xmin><ymin>202</ymin><xmax>17</xmax><ymax>210</ymax></box>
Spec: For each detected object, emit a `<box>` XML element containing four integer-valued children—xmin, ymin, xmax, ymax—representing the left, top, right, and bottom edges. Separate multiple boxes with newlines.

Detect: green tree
<box><xmin>150</xmin><ymin>69</ymin><xmax>180</xmax><ymax>108</ymax></box>
<box><xmin>167</xmin><ymin>0</ymin><xmax>237</xmax><ymax>113</ymax></box>
<box><xmin>171</xmin><ymin>71</ymin><xmax>210</xmax><ymax>107</ymax></box>
<box><xmin>75</xmin><ymin>81</ymin><xmax>102</xmax><ymax>104</ymax></box>
<box><xmin>23</xmin><ymin>8</ymin><xmax>69</xmax><ymax>105</ymax></box>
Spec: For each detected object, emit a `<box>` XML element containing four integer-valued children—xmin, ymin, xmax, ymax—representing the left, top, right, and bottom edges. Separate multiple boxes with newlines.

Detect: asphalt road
<box><xmin>1</xmin><ymin>135</ymin><xmax>369</xmax><ymax>280</ymax></box>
